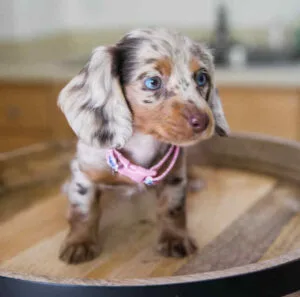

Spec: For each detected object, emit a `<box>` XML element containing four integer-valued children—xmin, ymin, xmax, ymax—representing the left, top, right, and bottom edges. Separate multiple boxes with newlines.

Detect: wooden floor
<box><xmin>2</xmin><ymin>163</ymin><xmax>300</xmax><ymax>284</ymax></box>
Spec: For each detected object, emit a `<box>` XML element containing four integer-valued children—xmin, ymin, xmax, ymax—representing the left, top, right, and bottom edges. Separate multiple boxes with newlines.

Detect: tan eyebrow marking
<box><xmin>189</xmin><ymin>57</ymin><xmax>201</xmax><ymax>73</ymax></box>
<box><xmin>154</xmin><ymin>58</ymin><xmax>172</xmax><ymax>77</ymax></box>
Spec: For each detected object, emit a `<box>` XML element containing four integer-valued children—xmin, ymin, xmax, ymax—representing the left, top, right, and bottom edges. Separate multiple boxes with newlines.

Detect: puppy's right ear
<box><xmin>58</xmin><ymin>46</ymin><xmax>132</xmax><ymax>148</ymax></box>
<box><xmin>209</xmin><ymin>89</ymin><xmax>230</xmax><ymax>137</ymax></box>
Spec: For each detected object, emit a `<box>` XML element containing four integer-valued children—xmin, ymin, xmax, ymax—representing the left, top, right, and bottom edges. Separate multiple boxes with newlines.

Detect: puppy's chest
<box><xmin>77</xmin><ymin>135</ymin><xmax>166</xmax><ymax>186</ymax></box>
<box><xmin>121</xmin><ymin>133</ymin><xmax>163</xmax><ymax>168</ymax></box>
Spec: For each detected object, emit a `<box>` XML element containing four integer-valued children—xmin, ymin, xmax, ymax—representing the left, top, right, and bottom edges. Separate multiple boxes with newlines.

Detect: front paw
<box><xmin>59</xmin><ymin>236</ymin><xmax>99</xmax><ymax>264</ymax></box>
<box><xmin>157</xmin><ymin>233</ymin><xmax>197</xmax><ymax>258</ymax></box>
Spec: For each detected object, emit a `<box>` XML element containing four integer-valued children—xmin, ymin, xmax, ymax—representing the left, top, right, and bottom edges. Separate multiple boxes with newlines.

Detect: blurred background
<box><xmin>1</xmin><ymin>0</ymin><xmax>300</xmax><ymax>152</ymax></box>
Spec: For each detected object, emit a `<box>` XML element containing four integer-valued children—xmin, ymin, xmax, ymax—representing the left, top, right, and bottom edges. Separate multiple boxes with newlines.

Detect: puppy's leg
<box><xmin>59</xmin><ymin>160</ymin><xmax>101</xmax><ymax>264</ymax></box>
<box><xmin>156</xmin><ymin>150</ymin><xmax>197</xmax><ymax>257</ymax></box>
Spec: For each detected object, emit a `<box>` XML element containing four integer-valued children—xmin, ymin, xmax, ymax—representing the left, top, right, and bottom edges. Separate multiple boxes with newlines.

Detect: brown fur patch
<box><xmin>156</xmin><ymin>151</ymin><xmax>187</xmax><ymax>231</ymax></box>
<box><xmin>155</xmin><ymin>58</ymin><xmax>172</xmax><ymax>76</ymax></box>
<box><xmin>132</xmin><ymin>99</ymin><xmax>194</xmax><ymax>143</ymax></box>
<box><xmin>59</xmin><ymin>189</ymin><xmax>101</xmax><ymax>264</ymax></box>
<box><xmin>189</xmin><ymin>57</ymin><xmax>201</xmax><ymax>73</ymax></box>
<box><xmin>155</xmin><ymin>150</ymin><xmax>197</xmax><ymax>257</ymax></box>
<box><xmin>125</xmin><ymin>86</ymin><xmax>215</xmax><ymax>145</ymax></box>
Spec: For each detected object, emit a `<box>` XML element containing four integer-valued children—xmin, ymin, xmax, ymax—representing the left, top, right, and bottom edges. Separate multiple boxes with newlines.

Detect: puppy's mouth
<box><xmin>155</xmin><ymin>131</ymin><xmax>213</xmax><ymax>147</ymax></box>
<box><xmin>130</xmin><ymin>100</ymin><xmax>215</xmax><ymax>146</ymax></box>
<box><xmin>151</xmin><ymin>119</ymin><xmax>215</xmax><ymax>147</ymax></box>
<box><xmin>156</xmin><ymin>106</ymin><xmax>215</xmax><ymax>146</ymax></box>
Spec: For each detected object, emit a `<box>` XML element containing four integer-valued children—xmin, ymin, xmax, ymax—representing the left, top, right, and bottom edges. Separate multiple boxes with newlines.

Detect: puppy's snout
<box><xmin>188</xmin><ymin>112</ymin><xmax>209</xmax><ymax>133</ymax></box>
<box><xmin>184</xmin><ymin>103</ymin><xmax>209</xmax><ymax>133</ymax></box>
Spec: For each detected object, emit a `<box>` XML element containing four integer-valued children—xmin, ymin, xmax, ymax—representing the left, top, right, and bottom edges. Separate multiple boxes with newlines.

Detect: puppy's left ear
<box><xmin>209</xmin><ymin>89</ymin><xmax>230</xmax><ymax>136</ymax></box>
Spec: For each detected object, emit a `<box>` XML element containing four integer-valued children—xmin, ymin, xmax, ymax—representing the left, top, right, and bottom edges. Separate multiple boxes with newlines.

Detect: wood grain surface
<box><xmin>1</xmin><ymin>134</ymin><xmax>300</xmax><ymax>294</ymax></box>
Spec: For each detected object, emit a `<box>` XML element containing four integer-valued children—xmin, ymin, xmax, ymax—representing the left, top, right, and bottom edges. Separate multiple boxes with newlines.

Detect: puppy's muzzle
<box><xmin>184</xmin><ymin>103</ymin><xmax>209</xmax><ymax>134</ymax></box>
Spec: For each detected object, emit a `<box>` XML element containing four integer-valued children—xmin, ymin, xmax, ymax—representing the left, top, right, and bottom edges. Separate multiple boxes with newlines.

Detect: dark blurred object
<box><xmin>210</xmin><ymin>3</ymin><xmax>234</xmax><ymax>66</ymax></box>
<box><xmin>246</xmin><ymin>46</ymin><xmax>295</xmax><ymax>66</ymax></box>
<box><xmin>293</xmin><ymin>21</ymin><xmax>300</xmax><ymax>59</ymax></box>
<box><xmin>208</xmin><ymin>3</ymin><xmax>300</xmax><ymax>67</ymax></box>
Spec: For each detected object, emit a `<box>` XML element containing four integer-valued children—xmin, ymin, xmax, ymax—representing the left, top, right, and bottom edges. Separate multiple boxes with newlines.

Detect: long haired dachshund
<box><xmin>58</xmin><ymin>28</ymin><xmax>229</xmax><ymax>264</ymax></box>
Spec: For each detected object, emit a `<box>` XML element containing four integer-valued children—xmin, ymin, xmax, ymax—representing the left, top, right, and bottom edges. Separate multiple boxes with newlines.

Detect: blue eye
<box><xmin>144</xmin><ymin>76</ymin><xmax>162</xmax><ymax>90</ymax></box>
<box><xmin>194</xmin><ymin>70</ymin><xmax>208</xmax><ymax>87</ymax></box>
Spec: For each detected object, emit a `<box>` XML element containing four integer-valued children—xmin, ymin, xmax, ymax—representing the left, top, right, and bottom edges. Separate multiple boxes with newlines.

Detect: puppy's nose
<box><xmin>188</xmin><ymin>112</ymin><xmax>209</xmax><ymax>133</ymax></box>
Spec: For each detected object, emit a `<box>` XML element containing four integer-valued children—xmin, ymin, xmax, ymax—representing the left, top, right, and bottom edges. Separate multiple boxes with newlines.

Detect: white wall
<box><xmin>0</xmin><ymin>1</ymin><xmax>15</xmax><ymax>39</ymax></box>
<box><xmin>1</xmin><ymin>0</ymin><xmax>300</xmax><ymax>41</ymax></box>
<box><xmin>60</xmin><ymin>0</ymin><xmax>215</xmax><ymax>29</ymax></box>
<box><xmin>12</xmin><ymin>0</ymin><xmax>62</xmax><ymax>39</ymax></box>
<box><xmin>0</xmin><ymin>0</ymin><xmax>62</xmax><ymax>40</ymax></box>
<box><xmin>221</xmin><ymin>0</ymin><xmax>300</xmax><ymax>28</ymax></box>
<box><xmin>58</xmin><ymin>0</ymin><xmax>300</xmax><ymax>29</ymax></box>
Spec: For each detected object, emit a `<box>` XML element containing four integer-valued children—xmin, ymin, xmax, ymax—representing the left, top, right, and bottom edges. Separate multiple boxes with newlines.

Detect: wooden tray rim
<box><xmin>1</xmin><ymin>132</ymin><xmax>300</xmax><ymax>296</ymax></box>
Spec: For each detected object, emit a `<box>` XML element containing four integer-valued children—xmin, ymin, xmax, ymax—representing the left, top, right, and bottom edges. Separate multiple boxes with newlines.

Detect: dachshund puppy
<box><xmin>58</xmin><ymin>28</ymin><xmax>229</xmax><ymax>264</ymax></box>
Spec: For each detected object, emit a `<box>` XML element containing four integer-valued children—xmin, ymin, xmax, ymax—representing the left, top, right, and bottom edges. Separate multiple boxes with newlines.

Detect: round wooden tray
<box><xmin>1</xmin><ymin>133</ymin><xmax>300</xmax><ymax>297</ymax></box>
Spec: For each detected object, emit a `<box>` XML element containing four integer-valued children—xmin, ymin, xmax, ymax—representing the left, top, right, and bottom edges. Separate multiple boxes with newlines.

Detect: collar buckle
<box><xmin>106</xmin><ymin>145</ymin><xmax>180</xmax><ymax>185</ymax></box>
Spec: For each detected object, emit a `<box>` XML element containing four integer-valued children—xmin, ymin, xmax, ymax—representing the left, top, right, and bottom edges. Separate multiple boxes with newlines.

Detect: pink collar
<box><xmin>106</xmin><ymin>145</ymin><xmax>180</xmax><ymax>185</ymax></box>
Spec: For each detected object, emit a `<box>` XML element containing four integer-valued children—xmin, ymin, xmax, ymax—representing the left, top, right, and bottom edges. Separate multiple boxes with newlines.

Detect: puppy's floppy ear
<box><xmin>209</xmin><ymin>89</ymin><xmax>230</xmax><ymax>136</ymax></box>
<box><xmin>58</xmin><ymin>46</ymin><xmax>132</xmax><ymax>148</ymax></box>
<box><xmin>189</xmin><ymin>41</ymin><xmax>229</xmax><ymax>136</ymax></box>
